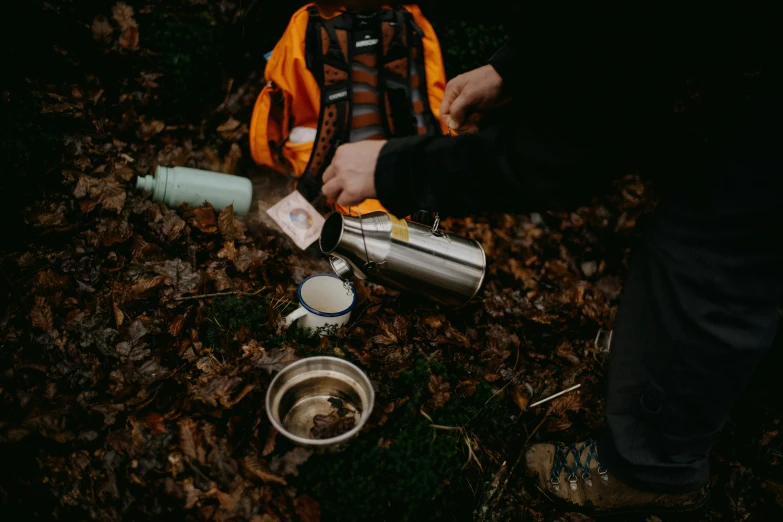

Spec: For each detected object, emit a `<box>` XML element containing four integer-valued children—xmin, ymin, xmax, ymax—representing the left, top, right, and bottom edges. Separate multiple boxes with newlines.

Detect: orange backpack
<box><xmin>249</xmin><ymin>3</ymin><xmax>447</xmax><ymax>216</ymax></box>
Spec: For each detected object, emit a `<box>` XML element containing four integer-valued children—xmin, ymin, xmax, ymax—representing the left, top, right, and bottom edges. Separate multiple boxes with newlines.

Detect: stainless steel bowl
<box><xmin>265</xmin><ymin>356</ymin><xmax>375</xmax><ymax>450</ymax></box>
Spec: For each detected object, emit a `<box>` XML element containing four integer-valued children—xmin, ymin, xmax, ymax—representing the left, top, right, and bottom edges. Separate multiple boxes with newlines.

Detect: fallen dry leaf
<box><xmin>234</xmin><ymin>246</ymin><xmax>268</xmax><ymax>273</ymax></box>
<box><xmin>112</xmin><ymin>2</ymin><xmax>139</xmax><ymax>49</ymax></box>
<box><xmin>511</xmin><ymin>385</ymin><xmax>529</xmax><ymax>413</ymax></box>
<box><xmin>242</xmin><ymin>455</ymin><xmax>286</xmax><ymax>486</ymax></box>
<box><xmin>138</xmin><ymin>120</ymin><xmax>165</xmax><ymax>141</ymax></box>
<box><xmin>270</xmin><ymin>447</ymin><xmax>313</xmax><ymax>477</ymax></box>
<box><xmin>149</xmin><ymin>259</ymin><xmax>201</xmax><ymax>295</ymax></box>
<box><xmin>262</xmin><ymin>425</ymin><xmax>278</xmax><ymax>457</ymax></box>
<box><xmin>222</xmin><ymin>143</ymin><xmax>242</xmax><ymax>174</ymax></box>
<box><xmin>30</xmin><ymin>296</ymin><xmax>54</xmax><ymax>331</ymax></box>
<box><xmin>129</xmin><ymin>276</ymin><xmax>167</xmax><ymax>299</ymax></box>
<box><xmin>428</xmin><ymin>374</ymin><xmax>451</xmax><ymax>409</ymax></box>
<box><xmin>217</xmin><ymin>241</ymin><xmax>237</xmax><ymax>261</ymax></box>
<box><xmin>255</xmin><ymin>347</ymin><xmax>299</xmax><ymax>374</ymax></box>
<box><xmin>160</xmin><ymin>211</ymin><xmax>186</xmax><ymax>241</ymax></box>
<box><xmin>192</xmin><ymin>206</ymin><xmax>217</xmax><ymax>234</ymax></box>
<box><xmin>294</xmin><ymin>495</ymin><xmax>321</xmax><ymax>522</ymax></box>
<box><xmin>91</xmin><ymin>15</ymin><xmax>114</xmax><ymax>43</ymax></box>
<box><xmin>73</xmin><ymin>174</ymin><xmax>126</xmax><ymax>214</ymax></box>
<box><xmin>168</xmin><ymin>314</ymin><xmax>185</xmax><ymax>337</ymax></box>
<box><xmin>218</xmin><ymin>205</ymin><xmax>237</xmax><ymax>240</ymax></box>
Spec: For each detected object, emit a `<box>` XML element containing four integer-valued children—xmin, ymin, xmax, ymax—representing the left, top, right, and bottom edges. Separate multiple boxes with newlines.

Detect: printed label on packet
<box><xmin>266</xmin><ymin>191</ymin><xmax>325</xmax><ymax>250</ymax></box>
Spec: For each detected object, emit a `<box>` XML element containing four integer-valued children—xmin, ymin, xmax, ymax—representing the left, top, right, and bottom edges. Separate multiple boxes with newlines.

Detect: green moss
<box><xmin>297</xmin><ymin>359</ymin><xmax>521</xmax><ymax>522</ymax></box>
<box><xmin>202</xmin><ymin>295</ymin><xmax>271</xmax><ymax>346</ymax></box>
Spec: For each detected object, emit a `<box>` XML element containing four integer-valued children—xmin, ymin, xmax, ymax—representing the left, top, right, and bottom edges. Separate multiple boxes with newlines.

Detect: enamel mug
<box><xmin>285</xmin><ymin>274</ymin><xmax>357</xmax><ymax>334</ymax></box>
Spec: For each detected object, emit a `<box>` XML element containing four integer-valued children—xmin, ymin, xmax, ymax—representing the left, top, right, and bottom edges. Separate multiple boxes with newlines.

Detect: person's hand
<box><xmin>440</xmin><ymin>64</ymin><xmax>506</xmax><ymax>133</ymax></box>
<box><xmin>321</xmin><ymin>140</ymin><xmax>386</xmax><ymax>206</ymax></box>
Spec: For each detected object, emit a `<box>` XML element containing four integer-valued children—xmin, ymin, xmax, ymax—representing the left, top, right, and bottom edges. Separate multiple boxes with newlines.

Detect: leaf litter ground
<box><xmin>2</xmin><ymin>2</ymin><xmax>783</xmax><ymax>521</ymax></box>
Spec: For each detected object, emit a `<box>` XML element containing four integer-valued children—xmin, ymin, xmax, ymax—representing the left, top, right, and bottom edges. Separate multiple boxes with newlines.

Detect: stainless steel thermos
<box><xmin>319</xmin><ymin>211</ymin><xmax>486</xmax><ymax>307</ymax></box>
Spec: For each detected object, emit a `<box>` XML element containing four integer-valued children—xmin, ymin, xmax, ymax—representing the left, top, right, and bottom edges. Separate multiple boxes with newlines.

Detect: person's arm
<box><xmin>323</xmin><ymin>16</ymin><xmax>643</xmax><ymax>215</ymax></box>
<box><xmin>487</xmin><ymin>39</ymin><xmax>516</xmax><ymax>94</ymax></box>
<box><xmin>374</xmin><ymin>116</ymin><xmax>627</xmax><ymax>218</ymax></box>
<box><xmin>375</xmin><ymin>25</ymin><xmax>641</xmax><ymax>217</ymax></box>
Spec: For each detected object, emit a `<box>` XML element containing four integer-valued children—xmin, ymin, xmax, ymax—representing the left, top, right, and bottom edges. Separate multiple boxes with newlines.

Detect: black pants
<box><xmin>598</xmin><ymin>151</ymin><xmax>783</xmax><ymax>493</ymax></box>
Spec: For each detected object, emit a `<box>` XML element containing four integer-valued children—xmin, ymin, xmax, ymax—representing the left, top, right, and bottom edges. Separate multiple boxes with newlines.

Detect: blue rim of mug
<box><xmin>297</xmin><ymin>273</ymin><xmax>357</xmax><ymax>317</ymax></box>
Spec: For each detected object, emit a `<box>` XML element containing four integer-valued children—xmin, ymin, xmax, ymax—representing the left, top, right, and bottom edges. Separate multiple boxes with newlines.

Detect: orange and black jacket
<box><xmin>250</xmin><ymin>3</ymin><xmax>448</xmax><ymax>216</ymax></box>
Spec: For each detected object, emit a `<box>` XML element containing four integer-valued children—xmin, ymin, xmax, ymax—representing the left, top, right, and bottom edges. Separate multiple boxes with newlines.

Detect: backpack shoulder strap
<box><xmin>400</xmin><ymin>7</ymin><xmax>440</xmax><ymax>135</ymax></box>
<box><xmin>298</xmin><ymin>7</ymin><xmax>353</xmax><ymax>201</ymax></box>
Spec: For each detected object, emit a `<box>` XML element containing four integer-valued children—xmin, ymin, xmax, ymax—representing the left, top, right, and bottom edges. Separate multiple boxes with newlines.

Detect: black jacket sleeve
<box><xmin>374</xmin><ymin>30</ymin><xmax>639</xmax><ymax>218</ymax></box>
<box><xmin>374</xmin><ymin>117</ymin><xmax>629</xmax><ymax>218</ymax></box>
<box><xmin>371</xmin><ymin>5</ymin><xmax>697</xmax><ymax>218</ymax></box>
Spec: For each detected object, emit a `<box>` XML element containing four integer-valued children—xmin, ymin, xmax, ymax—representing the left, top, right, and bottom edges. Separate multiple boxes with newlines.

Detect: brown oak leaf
<box><xmin>91</xmin><ymin>15</ymin><xmax>114</xmax><ymax>43</ymax></box>
<box><xmin>222</xmin><ymin>143</ymin><xmax>242</xmax><ymax>174</ymax></box>
<box><xmin>178</xmin><ymin>418</ymin><xmax>202</xmax><ymax>462</ymax></box>
<box><xmin>113</xmin><ymin>164</ymin><xmax>135</xmax><ymax>181</ymax></box>
<box><xmin>192</xmin><ymin>206</ymin><xmax>217</xmax><ymax>234</ymax></box>
<box><xmin>217</xmin><ymin>241</ymin><xmax>237</xmax><ymax>261</ymax></box>
<box><xmin>218</xmin><ymin>205</ymin><xmax>237</xmax><ymax>240</ymax></box>
<box><xmin>234</xmin><ymin>246</ymin><xmax>269</xmax><ymax>273</ymax></box>
<box><xmin>94</xmin><ymin>217</ymin><xmax>133</xmax><ymax>247</ymax></box>
<box><xmin>269</xmin><ymin>447</ymin><xmax>313</xmax><ymax>477</ymax></box>
<box><xmin>262</xmin><ymin>425</ymin><xmax>278</xmax><ymax>457</ymax></box>
<box><xmin>294</xmin><ymin>496</ymin><xmax>321</xmax><ymax>522</ymax></box>
<box><xmin>150</xmin><ymin>259</ymin><xmax>201</xmax><ymax>294</ymax></box>
<box><xmin>131</xmin><ymin>234</ymin><xmax>161</xmax><ymax>260</ymax></box>
<box><xmin>115</xmin><ymin>319</ymin><xmax>150</xmax><ymax>361</ymax></box>
<box><xmin>207</xmin><ymin>264</ymin><xmax>232</xmax><ymax>291</ymax></box>
<box><xmin>216</xmin><ymin>118</ymin><xmax>247</xmax><ymax>141</ymax></box>
<box><xmin>242</xmin><ymin>455</ymin><xmax>286</xmax><ymax>486</ymax></box>
<box><xmin>73</xmin><ymin>174</ymin><xmax>126</xmax><ymax>214</ymax></box>
<box><xmin>30</xmin><ymin>296</ymin><xmax>54</xmax><ymax>331</ymax></box>
<box><xmin>423</xmin><ymin>315</ymin><xmax>444</xmax><ymax>329</ymax></box>
<box><xmin>168</xmin><ymin>314</ymin><xmax>185</xmax><ymax>337</ymax></box>
<box><xmin>112</xmin><ymin>2</ymin><xmax>139</xmax><ymax>49</ymax></box>
<box><xmin>129</xmin><ymin>276</ymin><xmax>167</xmax><ymax>299</ymax></box>
<box><xmin>428</xmin><ymin>374</ymin><xmax>451</xmax><ymax>409</ymax></box>
<box><xmin>32</xmin><ymin>269</ymin><xmax>70</xmax><ymax>292</ymax></box>
<box><xmin>138</xmin><ymin>120</ymin><xmax>164</xmax><ymax>141</ymax></box>
<box><xmin>255</xmin><ymin>346</ymin><xmax>299</xmax><ymax>374</ymax></box>
<box><xmin>160</xmin><ymin>211</ymin><xmax>186</xmax><ymax>241</ymax></box>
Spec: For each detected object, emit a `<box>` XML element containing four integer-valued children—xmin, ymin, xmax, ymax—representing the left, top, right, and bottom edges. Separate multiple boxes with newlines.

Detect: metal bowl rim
<box><xmin>265</xmin><ymin>356</ymin><xmax>375</xmax><ymax>447</ymax></box>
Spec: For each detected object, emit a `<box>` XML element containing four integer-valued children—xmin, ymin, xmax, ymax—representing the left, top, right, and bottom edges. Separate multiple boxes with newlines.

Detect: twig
<box><xmin>525</xmin><ymin>414</ymin><xmax>549</xmax><ymax>444</ymax></box>
<box><xmin>174</xmin><ymin>287</ymin><xmax>268</xmax><ymax>302</ymax></box>
<box><xmin>420</xmin><ymin>410</ymin><xmax>482</xmax><ymax>471</ymax></box>
<box><xmin>466</xmin><ymin>476</ymin><xmax>477</xmax><ymax>497</ymax></box>
<box><xmin>463</xmin><ymin>433</ymin><xmax>484</xmax><ymax>472</ymax></box>
<box><xmin>484</xmin><ymin>369</ymin><xmax>525</xmax><ymax>407</ymax></box>
<box><xmin>344</xmin><ymin>303</ymin><xmax>371</xmax><ymax>333</ymax></box>
<box><xmin>535</xmin><ymin>484</ymin><xmax>553</xmax><ymax>502</ymax></box>
<box><xmin>528</xmin><ymin>384</ymin><xmax>581</xmax><ymax>408</ymax></box>
<box><xmin>429</xmin><ymin>424</ymin><xmax>461</xmax><ymax>431</ymax></box>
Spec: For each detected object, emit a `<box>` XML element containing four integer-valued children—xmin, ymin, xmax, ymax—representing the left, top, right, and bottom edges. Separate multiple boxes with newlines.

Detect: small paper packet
<box><xmin>266</xmin><ymin>191</ymin><xmax>325</xmax><ymax>250</ymax></box>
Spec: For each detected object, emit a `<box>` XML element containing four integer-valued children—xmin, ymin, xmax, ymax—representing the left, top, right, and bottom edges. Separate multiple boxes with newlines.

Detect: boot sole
<box><xmin>566</xmin><ymin>492</ymin><xmax>709</xmax><ymax>520</ymax></box>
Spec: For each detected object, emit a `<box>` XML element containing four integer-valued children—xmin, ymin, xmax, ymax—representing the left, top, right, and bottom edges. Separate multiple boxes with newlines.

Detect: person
<box><xmin>249</xmin><ymin>1</ymin><xmax>448</xmax><ymax>217</ymax></box>
<box><xmin>321</xmin><ymin>4</ymin><xmax>783</xmax><ymax>516</ymax></box>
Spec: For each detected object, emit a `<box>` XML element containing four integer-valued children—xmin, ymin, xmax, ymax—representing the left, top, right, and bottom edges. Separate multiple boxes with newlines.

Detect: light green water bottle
<box><xmin>135</xmin><ymin>165</ymin><xmax>253</xmax><ymax>215</ymax></box>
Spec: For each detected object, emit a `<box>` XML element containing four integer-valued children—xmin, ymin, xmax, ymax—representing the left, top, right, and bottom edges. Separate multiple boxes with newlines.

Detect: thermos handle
<box><xmin>431</xmin><ymin>213</ymin><xmax>441</xmax><ymax>236</ymax></box>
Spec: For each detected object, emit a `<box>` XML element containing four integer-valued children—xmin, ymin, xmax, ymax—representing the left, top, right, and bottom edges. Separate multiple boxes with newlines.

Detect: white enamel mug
<box><xmin>285</xmin><ymin>274</ymin><xmax>357</xmax><ymax>334</ymax></box>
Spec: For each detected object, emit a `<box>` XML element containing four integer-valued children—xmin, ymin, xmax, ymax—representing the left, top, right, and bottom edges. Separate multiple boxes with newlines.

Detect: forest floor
<box><xmin>2</xmin><ymin>2</ymin><xmax>783</xmax><ymax>521</ymax></box>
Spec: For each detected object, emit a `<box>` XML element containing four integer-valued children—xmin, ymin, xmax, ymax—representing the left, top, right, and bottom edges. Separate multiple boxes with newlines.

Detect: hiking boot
<box><xmin>525</xmin><ymin>439</ymin><xmax>707</xmax><ymax>516</ymax></box>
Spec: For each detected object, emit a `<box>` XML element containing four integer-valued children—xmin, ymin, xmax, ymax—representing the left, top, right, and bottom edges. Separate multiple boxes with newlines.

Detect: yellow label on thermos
<box><xmin>390</xmin><ymin>215</ymin><xmax>409</xmax><ymax>243</ymax></box>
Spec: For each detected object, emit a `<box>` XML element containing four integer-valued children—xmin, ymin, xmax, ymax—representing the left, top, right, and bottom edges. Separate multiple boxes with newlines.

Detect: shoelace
<box><xmin>550</xmin><ymin>439</ymin><xmax>609</xmax><ymax>491</ymax></box>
